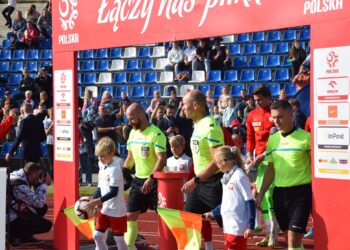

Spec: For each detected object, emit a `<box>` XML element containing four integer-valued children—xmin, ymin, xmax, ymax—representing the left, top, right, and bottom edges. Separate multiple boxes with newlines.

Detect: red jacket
<box><xmin>0</xmin><ymin>116</ymin><xmax>14</xmax><ymax>141</ymax></box>
<box><xmin>246</xmin><ymin>107</ymin><xmax>274</xmax><ymax>156</ymax></box>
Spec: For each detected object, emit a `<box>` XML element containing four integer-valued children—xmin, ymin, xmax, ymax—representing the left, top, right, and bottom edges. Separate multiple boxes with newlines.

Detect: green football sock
<box><xmin>124</xmin><ymin>221</ymin><xmax>138</xmax><ymax>250</ymax></box>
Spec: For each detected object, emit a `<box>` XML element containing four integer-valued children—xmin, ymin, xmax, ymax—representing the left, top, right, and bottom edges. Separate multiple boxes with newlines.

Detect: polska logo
<box><xmin>59</xmin><ymin>0</ymin><xmax>78</xmax><ymax>31</ymax></box>
<box><xmin>326</xmin><ymin>51</ymin><xmax>339</xmax><ymax>68</ymax></box>
<box><xmin>158</xmin><ymin>192</ymin><xmax>166</xmax><ymax>208</ymax></box>
<box><xmin>141</xmin><ymin>146</ymin><xmax>150</xmax><ymax>158</ymax></box>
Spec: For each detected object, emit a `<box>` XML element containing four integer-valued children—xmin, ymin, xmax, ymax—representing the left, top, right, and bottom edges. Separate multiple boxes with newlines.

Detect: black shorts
<box><xmin>273</xmin><ymin>183</ymin><xmax>312</xmax><ymax>234</ymax></box>
<box><xmin>184</xmin><ymin>173</ymin><xmax>223</xmax><ymax>225</ymax></box>
<box><xmin>127</xmin><ymin>177</ymin><xmax>158</xmax><ymax>213</ymax></box>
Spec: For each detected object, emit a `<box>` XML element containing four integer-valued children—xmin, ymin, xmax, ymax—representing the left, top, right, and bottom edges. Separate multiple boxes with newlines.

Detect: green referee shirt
<box><xmin>127</xmin><ymin>124</ymin><xmax>167</xmax><ymax>178</ymax></box>
<box><xmin>265</xmin><ymin>128</ymin><xmax>311</xmax><ymax>187</ymax></box>
<box><xmin>191</xmin><ymin>116</ymin><xmax>224</xmax><ymax>175</ymax></box>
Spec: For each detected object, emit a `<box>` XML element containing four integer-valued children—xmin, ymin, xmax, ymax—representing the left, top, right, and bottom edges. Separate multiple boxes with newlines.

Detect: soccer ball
<box><xmin>74</xmin><ymin>196</ymin><xmax>97</xmax><ymax>220</ymax></box>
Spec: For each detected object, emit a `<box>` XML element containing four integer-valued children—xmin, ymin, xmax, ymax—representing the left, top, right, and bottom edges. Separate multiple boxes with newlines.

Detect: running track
<box><xmin>9</xmin><ymin>197</ymin><xmax>314</xmax><ymax>250</ymax></box>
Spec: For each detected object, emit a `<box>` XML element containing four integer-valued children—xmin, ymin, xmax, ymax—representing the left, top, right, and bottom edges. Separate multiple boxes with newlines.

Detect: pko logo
<box><xmin>59</xmin><ymin>0</ymin><xmax>78</xmax><ymax>31</ymax></box>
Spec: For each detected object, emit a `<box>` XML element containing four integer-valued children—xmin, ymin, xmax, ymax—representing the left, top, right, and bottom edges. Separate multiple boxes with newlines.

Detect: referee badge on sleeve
<box><xmin>141</xmin><ymin>146</ymin><xmax>150</xmax><ymax>158</ymax></box>
<box><xmin>192</xmin><ymin>140</ymin><xmax>199</xmax><ymax>154</ymax></box>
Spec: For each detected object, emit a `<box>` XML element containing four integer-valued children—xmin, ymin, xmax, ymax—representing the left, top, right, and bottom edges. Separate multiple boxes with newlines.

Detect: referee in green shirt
<box><xmin>256</xmin><ymin>100</ymin><xmax>311</xmax><ymax>250</ymax></box>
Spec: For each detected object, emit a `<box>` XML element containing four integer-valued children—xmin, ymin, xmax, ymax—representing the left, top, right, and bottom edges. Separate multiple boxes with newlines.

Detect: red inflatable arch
<box><xmin>52</xmin><ymin>0</ymin><xmax>350</xmax><ymax>249</ymax></box>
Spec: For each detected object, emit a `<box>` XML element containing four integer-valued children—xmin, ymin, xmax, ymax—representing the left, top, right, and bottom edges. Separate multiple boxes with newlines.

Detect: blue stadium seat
<box><xmin>26</xmin><ymin>61</ymin><xmax>38</xmax><ymax>72</ymax></box>
<box><xmin>113</xmin><ymin>72</ymin><xmax>127</xmax><ymax>84</ymax></box>
<box><xmin>281</xmin><ymin>56</ymin><xmax>292</xmax><ymax>67</ymax></box>
<box><xmin>11</xmin><ymin>61</ymin><xmax>24</xmax><ymax>72</ymax></box>
<box><xmin>284</xmin><ymin>83</ymin><xmax>297</xmax><ymax>96</ymax></box>
<box><xmin>252</xmin><ymin>32</ymin><xmax>265</xmax><ymax>43</ymax></box>
<box><xmin>234</xmin><ymin>56</ymin><xmax>248</xmax><ymax>68</ymax></box>
<box><xmin>40</xmin><ymin>61</ymin><xmax>51</xmax><ymax>68</ymax></box>
<box><xmin>198</xmin><ymin>84</ymin><xmax>210</xmax><ymax>95</ymax></box>
<box><xmin>2</xmin><ymin>39</ymin><xmax>11</xmax><ymax>49</ymax></box>
<box><xmin>146</xmin><ymin>86</ymin><xmax>161</xmax><ymax>98</ymax></box>
<box><xmin>267</xmin><ymin>83</ymin><xmax>280</xmax><ymax>97</ymax></box>
<box><xmin>10</xmin><ymin>87</ymin><xmax>21</xmax><ymax>96</ymax></box>
<box><xmin>144</xmin><ymin>72</ymin><xmax>158</xmax><ymax>84</ymax></box>
<box><xmin>82</xmin><ymin>73</ymin><xmax>96</xmax><ymax>84</ymax></box>
<box><xmin>243</xmin><ymin>43</ymin><xmax>257</xmax><ymax>55</ymax></box>
<box><xmin>257</xmin><ymin>69</ymin><xmax>272</xmax><ymax>82</ymax></box>
<box><xmin>95</xmin><ymin>49</ymin><xmax>108</xmax><ymax>59</ymax></box>
<box><xmin>239</xmin><ymin>69</ymin><xmax>255</xmax><ymax>82</ymax></box>
<box><xmin>116</xmin><ymin>86</ymin><xmax>129</xmax><ymax>97</ymax></box>
<box><xmin>41</xmin><ymin>143</ymin><xmax>48</xmax><ymax>157</ymax></box>
<box><xmin>236</xmin><ymin>33</ymin><xmax>250</xmax><ymax>43</ymax></box>
<box><xmin>231</xmin><ymin>84</ymin><xmax>245</xmax><ymax>98</ymax></box>
<box><xmin>128</xmin><ymin>72</ymin><xmax>142</xmax><ymax>84</ymax></box>
<box><xmin>259</xmin><ymin>43</ymin><xmax>273</xmax><ymax>54</ymax></box>
<box><xmin>274</xmin><ymin>68</ymin><xmax>290</xmax><ymax>81</ymax></box>
<box><xmin>265</xmin><ymin>55</ymin><xmax>280</xmax><ymax>67</ymax></box>
<box><xmin>213</xmin><ymin>84</ymin><xmax>226</xmax><ymax>97</ymax></box>
<box><xmin>110</xmin><ymin>48</ymin><xmax>122</xmax><ymax>58</ymax></box>
<box><xmin>275</xmin><ymin>42</ymin><xmax>289</xmax><ymax>54</ymax></box>
<box><xmin>138</xmin><ymin>47</ymin><xmax>151</xmax><ymax>58</ymax></box>
<box><xmin>29</xmin><ymin>73</ymin><xmax>36</xmax><ymax>79</ymax></box>
<box><xmin>207</xmin><ymin>70</ymin><xmax>221</xmax><ymax>82</ymax></box>
<box><xmin>0</xmin><ymin>62</ymin><xmax>10</xmax><ymax>72</ymax></box>
<box><xmin>141</xmin><ymin>59</ymin><xmax>154</xmax><ymax>70</ymax></box>
<box><xmin>8</xmin><ymin>74</ymin><xmax>23</xmax><ymax>85</ymax></box>
<box><xmin>99</xmin><ymin>86</ymin><xmax>114</xmax><ymax>98</ymax></box>
<box><xmin>96</xmin><ymin>60</ymin><xmax>109</xmax><ymax>72</ymax></box>
<box><xmin>299</xmin><ymin>29</ymin><xmax>310</xmax><ymax>41</ymax></box>
<box><xmin>126</xmin><ymin>59</ymin><xmax>139</xmax><ymax>71</ymax></box>
<box><xmin>0</xmin><ymin>50</ymin><xmax>11</xmax><ymax>60</ymax></box>
<box><xmin>78</xmin><ymin>86</ymin><xmax>83</xmax><ymax>97</ymax></box>
<box><xmin>0</xmin><ymin>74</ymin><xmax>8</xmax><ymax>82</ymax></box>
<box><xmin>39</xmin><ymin>38</ymin><xmax>52</xmax><ymax>49</ymax></box>
<box><xmin>81</xmin><ymin>50</ymin><xmax>94</xmax><ymax>59</ymax></box>
<box><xmin>283</xmin><ymin>29</ymin><xmax>297</xmax><ymax>41</ymax></box>
<box><xmin>267</xmin><ymin>30</ymin><xmax>281</xmax><ymax>42</ymax></box>
<box><xmin>0</xmin><ymin>87</ymin><xmax>5</xmax><ymax>97</ymax></box>
<box><xmin>26</xmin><ymin>49</ymin><xmax>39</xmax><ymax>60</ymax></box>
<box><xmin>81</xmin><ymin>60</ymin><xmax>95</xmax><ymax>72</ymax></box>
<box><xmin>250</xmin><ymin>56</ymin><xmax>264</xmax><ymax>68</ymax></box>
<box><xmin>40</xmin><ymin>49</ymin><xmax>52</xmax><ymax>60</ymax></box>
<box><xmin>131</xmin><ymin>86</ymin><xmax>144</xmax><ymax>98</ymax></box>
<box><xmin>248</xmin><ymin>83</ymin><xmax>262</xmax><ymax>96</ymax></box>
<box><xmin>13</xmin><ymin>50</ymin><xmax>25</xmax><ymax>60</ymax></box>
<box><xmin>78</xmin><ymin>73</ymin><xmax>82</xmax><ymax>84</ymax></box>
<box><xmin>222</xmin><ymin>70</ymin><xmax>238</xmax><ymax>83</ymax></box>
<box><xmin>228</xmin><ymin>44</ymin><xmax>241</xmax><ymax>56</ymax></box>
<box><xmin>137</xmin><ymin>100</ymin><xmax>149</xmax><ymax>109</ymax></box>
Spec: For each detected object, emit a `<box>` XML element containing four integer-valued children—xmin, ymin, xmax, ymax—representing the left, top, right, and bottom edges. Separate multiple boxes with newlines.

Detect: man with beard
<box><xmin>123</xmin><ymin>103</ymin><xmax>167</xmax><ymax>250</ymax></box>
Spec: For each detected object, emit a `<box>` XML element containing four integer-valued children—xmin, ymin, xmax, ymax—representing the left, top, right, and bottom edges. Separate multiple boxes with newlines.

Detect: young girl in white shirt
<box><xmin>85</xmin><ymin>137</ymin><xmax>128</xmax><ymax>250</ymax></box>
<box><xmin>205</xmin><ymin>146</ymin><xmax>255</xmax><ymax>250</ymax></box>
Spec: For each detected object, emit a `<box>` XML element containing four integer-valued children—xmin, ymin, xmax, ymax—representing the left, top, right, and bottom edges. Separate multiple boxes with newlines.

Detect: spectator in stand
<box><xmin>19</xmin><ymin>68</ymin><xmax>35</xmax><ymax>96</ymax></box>
<box><xmin>158</xmin><ymin>105</ymin><xmax>177</xmax><ymax>138</ymax></box>
<box><xmin>231</xmin><ymin>119</ymin><xmax>247</xmax><ymax>145</ymax></box>
<box><xmin>168</xmin><ymin>89</ymin><xmax>181</xmax><ymax>111</ymax></box>
<box><xmin>34</xmin><ymin>103</ymin><xmax>48</xmax><ymax>121</ymax></box>
<box><xmin>164</xmin><ymin>41</ymin><xmax>184</xmax><ymax>76</ymax></box>
<box><xmin>223</xmin><ymin>46</ymin><xmax>232</xmax><ymax>69</ymax></box>
<box><xmin>288</xmin><ymin>40</ymin><xmax>306</xmax><ymax>77</ymax></box>
<box><xmin>2</xmin><ymin>0</ymin><xmax>16</xmax><ymax>28</ymax></box>
<box><xmin>21</xmin><ymin>21</ymin><xmax>39</xmax><ymax>49</ymax></box>
<box><xmin>45</xmin><ymin>0</ymin><xmax>52</xmax><ymax>12</ymax></box>
<box><xmin>222</xmin><ymin>97</ymin><xmax>236</xmax><ymax>130</ymax></box>
<box><xmin>192</xmin><ymin>39</ymin><xmax>211</xmax><ymax>79</ymax></box>
<box><xmin>150</xmin><ymin>103</ymin><xmax>165</xmax><ymax>125</ymax></box>
<box><xmin>78</xmin><ymin>117</ymin><xmax>92</xmax><ymax>186</ymax></box>
<box><xmin>279</xmin><ymin>88</ymin><xmax>287</xmax><ymax>100</ymax></box>
<box><xmin>181</xmin><ymin>40</ymin><xmax>197</xmax><ymax>72</ymax></box>
<box><xmin>243</xmin><ymin>97</ymin><xmax>255</xmax><ymax>125</ymax></box>
<box><xmin>82</xmin><ymin>89</ymin><xmax>98</xmax><ymax>118</ymax></box>
<box><xmin>23</xmin><ymin>90</ymin><xmax>35</xmax><ymax>108</ymax></box>
<box><xmin>289</xmin><ymin>99</ymin><xmax>307</xmax><ymax>129</ymax></box>
<box><xmin>6</xmin><ymin>104</ymin><xmax>46</xmax><ymax>163</ymax></box>
<box><xmin>11</xmin><ymin>10</ymin><xmax>26</xmax><ymax>40</ymax></box>
<box><xmin>205</xmin><ymin>90</ymin><xmax>215</xmax><ymax>115</ymax></box>
<box><xmin>174</xmin><ymin>101</ymin><xmax>193</xmax><ymax>157</ymax></box>
<box><xmin>1</xmin><ymin>91</ymin><xmax>15</xmax><ymax>111</ymax></box>
<box><xmin>35</xmin><ymin>67</ymin><xmax>52</xmax><ymax>101</ymax></box>
<box><xmin>213</xmin><ymin>105</ymin><xmax>222</xmax><ymax>125</ymax></box>
<box><xmin>24</xmin><ymin>4</ymin><xmax>40</xmax><ymax>24</ymax></box>
<box><xmin>0</xmin><ymin>108</ymin><xmax>18</xmax><ymax>141</ymax></box>
<box><xmin>234</xmin><ymin>89</ymin><xmax>248</xmax><ymax>123</ymax></box>
<box><xmin>120</xmin><ymin>91</ymin><xmax>131</xmax><ymax>106</ymax></box>
<box><xmin>146</xmin><ymin>90</ymin><xmax>163</xmax><ymax>115</ymax></box>
<box><xmin>210</xmin><ymin>39</ymin><xmax>226</xmax><ymax>71</ymax></box>
<box><xmin>218</xmin><ymin>86</ymin><xmax>230</xmax><ymax>112</ymax></box>
<box><xmin>43</xmin><ymin>108</ymin><xmax>54</xmax><ymax>176</ymax></box>
<box><xmin>100</xmin><ymin>90</ymin><xmax>118</xmax><ymax>110</ymax></box>
<box><xmin>38</xmin><ymin>91</ymin><xmax>52</xmax><ymax>109</ymax></box>
<box><xmin>37</xmin><ymin>9</ymin><xmax>51</xmax><ymax>38</ymax></box>
<box><xmin>292</xmin><ymin>64</ymin><xmax>310</xmax><ymax>92</ymax></box>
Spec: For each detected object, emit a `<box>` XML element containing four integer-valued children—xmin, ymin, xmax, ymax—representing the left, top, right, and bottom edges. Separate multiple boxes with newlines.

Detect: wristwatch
<box><xmin>194</xmin><ymin>176</ymin><xmax>200</xmax><ymax>184</ymax></box>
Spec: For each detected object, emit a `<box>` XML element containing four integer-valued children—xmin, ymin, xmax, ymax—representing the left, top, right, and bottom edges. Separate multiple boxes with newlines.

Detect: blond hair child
<box><xmin>167</xmin><ymin>135</ymin><xmax>192</xmax><ymax>171</ymax></box>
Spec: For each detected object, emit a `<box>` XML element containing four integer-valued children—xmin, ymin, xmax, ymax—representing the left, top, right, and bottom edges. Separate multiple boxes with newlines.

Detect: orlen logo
<box><xmin>326</xmin><ymin>51</ymin><xmax>339</xmax><ymax>74</ymax></box>
<box><xmin>327</xmin><ymin>81</ymin><xmax>338</xmax><ymax>94</ymax></box>
<box><xmin>58</xmin><ymin>0</ymin><xmax>80</xmax><ymax>45</ymax></box>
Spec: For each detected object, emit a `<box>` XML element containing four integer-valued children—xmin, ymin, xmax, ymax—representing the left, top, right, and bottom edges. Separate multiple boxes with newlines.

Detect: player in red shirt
<box><xmin>246</xmin><ymin>86</ymin><xmax>279</xmax><ymax>247</ymax></box>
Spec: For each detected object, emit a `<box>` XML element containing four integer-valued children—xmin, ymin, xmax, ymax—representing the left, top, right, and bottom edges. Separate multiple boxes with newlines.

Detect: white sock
<box><xmin>263</xmin><ymin>218</ymin><xmax>272</xmax><ymax>240</ymax></box>
<box><xmin>205</xmin><ymin>241</ymin><xmax>213</xmax><ymax>250</ymax></box>
<box><xmin>255</xmin><ymin>210</ymin><xmax>261</xmax><ymax>228</ymax></box>
<box><xmin>114</xmin><ymin>235</ymin><xmax>128</xmax><ymax>250</ymax></box>
<box><xmin>270</xmin><ymin>216</ymin><xmax>279</xmax><ymax>241</ymax></box>
<box><xmin>93</xmin><ymin>230</ymin><xmax>108</xmax><ymax>250</ymax></box>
